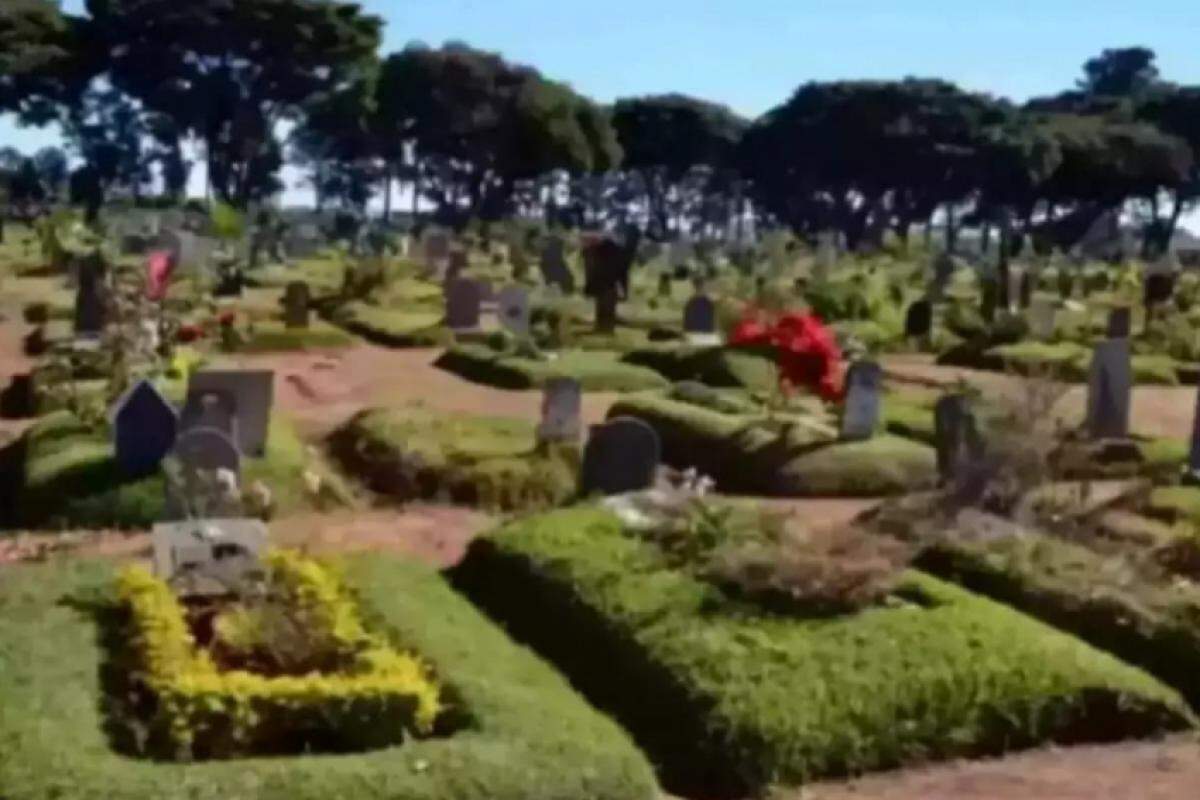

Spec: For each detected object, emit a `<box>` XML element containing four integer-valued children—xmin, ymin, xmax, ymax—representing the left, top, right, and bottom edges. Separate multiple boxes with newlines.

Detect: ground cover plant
<box><xmin>329</xmin><ymin>405</ymin><xmax>577</xmax><ymax>510</ymax></box>
<box><xmin>0</xmin><ymin>555</ymin><xmax>658</xmax><ymax>800</ymax></box>
<box><xmin>453</xmin><ymin>506</ymin><xmax>1193</xmax><ymax>796</ymax></box>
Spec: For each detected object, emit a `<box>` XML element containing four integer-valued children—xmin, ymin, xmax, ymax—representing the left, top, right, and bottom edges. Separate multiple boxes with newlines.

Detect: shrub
<box><xmin>116</xmin><ymin>552</ymin><xmax>442</xmax><ymax>759</ymax></box>
<box><xmin>454</xmin><ymin>508</ymin><xmax>1192</xmax><ymax>795</ymax></box>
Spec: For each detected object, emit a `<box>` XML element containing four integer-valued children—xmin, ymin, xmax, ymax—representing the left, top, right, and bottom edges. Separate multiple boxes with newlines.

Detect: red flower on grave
<box><xmin>145</xmin><ymin>250</ymin><xmax>176</xmax><ymax>301</ymax></box>
<box><xmin>217</xmin><ymin>311</ymin><xmax>236</xmax><ymax>327</ymax></box>
<box><xmin>177</xmin><ymin>324</ymin><xmax>204</xmax><ymax>342</ymax></box>
<box><xmin>729</xmin><ymin>306</ymin><xmax>844</xmax><ymax>403</ymax></box>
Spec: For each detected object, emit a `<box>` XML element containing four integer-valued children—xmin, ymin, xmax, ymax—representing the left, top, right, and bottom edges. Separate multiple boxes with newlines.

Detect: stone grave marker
<box><xmin>185</xmin><ymin>371</ymin><xmax>274</xmax><ymax>457</ymax></box>
<box><xmin>153</xmin><ymin>518</ymin><xmax>268</xmax><ymax>597</ymax></box>
<box><xmin>423</xmin><ymin>229</ymin><xmax>451</xmax><ymax>276</ymax></box>
<box><xmin>979</xmin><ymin>277</ymin><xmax>998</xmax><ymax>323</ymax></box>
<box><xmin>930</xmin><ymin>251</ymin><xmax>955</xmax><ymax>301</ymax></box>
<box><xmin>180</xmin><ymin>389</ymin><xmax>238</xmax><ymax>441</ymax></box>
<box><xmin>904</xmin><ymin>299</ymin><xmax>932</xmax><ymax>339</ymax></box>
<box><xmin>537</xmin><ymin>377</ymin><xmax>582</xmax><ymax>443</ymax></box>
<box><xmin>497</xmin><ymin>284</ymin><xmax>531</xmax><ymax>336</ymax></box>
<box><xmin>1028</xmin><ymin>297</ymin><xmax>1057</xmax><ymax>340</ymax></box>
<box><xmin>445</xmin><ymin>278</ymin><xmax>483</xmax><ymax>332</ymax></box>
<box><xmin>1018</xmin><ymin>268</ymin><xmax>1033</xmax><ymax>309</ymax></box>
<box><xmin>1144</xmin><ymin>272</ymin><xmax>1176</xmax><ymax>309</ymax></box>
<box><xmin>934</xmin><ymin>394</ymin><xmax>984</xmax><ymax>484</ymax></box>
<box><xmin>73</xmin><ymin>253</ymin><xmax>107</xmax><ymax>337</ymax></box>
<box><xmin>1087</xmin><ymin>339</ymin><xmax>1132</xmax><ymax>440</ymax></box>
<box><xmin>840</xmin><ymin>361</ymin><xmax>882</xmax><ymax>441</ymax></box>
<box><xmin>580</xmin><ymin>417</ymin><xmax>661</xmax><ymax>495</ymax></box>
<box><xmin>283</xmin><ymin>281</ymin><xmax>311</xmax><ymax>328</ymax></box>
<box><xmin>446</xmin><ymin>248</ymin><xmax>470</xmax><ymax>283</ymax></box>
<box><xmin>683</xmin><ymin>294</ymin><xmax>716</xmax><ymax>335</ymax></box>
<box><xmin>539</xmin><ymin>235</ymin><xmax>574</xmax><ymax>293</ymax></box>
<box><xmin>1107</xmin><ymin>306</ymin><xmax>1132</xmax><ymax>339</ymax></box>
<box><xmin>111</xmin><ymin>380</ymin><xmax>178</xmax><ymax>477</ymax></box>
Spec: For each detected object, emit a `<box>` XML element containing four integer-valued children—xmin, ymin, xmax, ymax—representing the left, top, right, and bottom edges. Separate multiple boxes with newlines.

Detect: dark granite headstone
<box><xmin>1107</xmin><ymin>307</ymin><xmax>1132</xmax><ymax>339</ymax></box>
<box><xmin>1144</xmin><ymin>273</ymin><xmax>1176</xmax><ymax>308</ymax></box>
<box><xmin>1087</xmin><ymin>339</ymin><xmax>1132</xmax><ymax>440</ymax></box>
<box><xmin>980</xmin><ymin>278</ymin><xmax>998</xmax><ymax>323</ymax></box>
<box><xmin>905</xmin><ymin>300</ymin><xmax>932</xmax><ymax>338</ymax></box>
<box><xmin>73</xmin><ymin>252</ymin><xmax>107</xmax><ymax>337</ymax></box>
<box><xmin>283</xmin><ymin>281</ymin><xmax>310</xmax><ymax>329</ymax></box>
<box><xmin>112</xmin><ymin>380</ymin><xmax>178</xmax><ymax>477</ymax></box>
<box><xmin>539</xmin><ymin>235</ymin><xmax>574</xmax><ymax>293</ymax></box>
<box><xmin>840</xmin><ymin>361</ymin><xmax>882</xmax><ymax>441</ymax></box>
<box><xmin>580</xmin><ymin>417</ymin><xmax>661</xmax><ymax>495</ymax></box>
<box><xmin>683</xmin><ymin>295</ymin><xmax>716</xmax><ymax>334</ymax></box>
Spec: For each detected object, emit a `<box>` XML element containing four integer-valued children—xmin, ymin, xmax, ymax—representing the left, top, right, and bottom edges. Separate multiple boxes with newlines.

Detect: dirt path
<box><xmin>0</xmin><ymin>506</ymin><xmax>493</xmax><ymax>570</ymax></box>
<box><xmin>882</xmin><ymin>354</ymin><xmax>1196</xmax><ymax>441</ymax></box>
<box><xmin>804</xmin><ymin>737</ymin><xmax>1200</xmax><ymax>800</ymax></box>
<box><xmin>222</xmin><ymin>345</ymin><xmax>620</xmax><ymax>438</ymax></box>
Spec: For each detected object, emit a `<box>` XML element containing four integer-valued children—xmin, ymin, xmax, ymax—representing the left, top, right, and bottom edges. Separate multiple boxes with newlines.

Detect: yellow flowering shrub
<box><xmin>116</xmin><ymin>552</ymin><xmax>442</xmax><ymax>760</ymax></box>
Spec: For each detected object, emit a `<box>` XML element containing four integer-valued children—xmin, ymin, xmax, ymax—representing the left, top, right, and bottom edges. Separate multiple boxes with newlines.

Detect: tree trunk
<box><xmin>382</xmin><ymin>166</ymin><xmax>393</xmax><ymax>223</ymax></box>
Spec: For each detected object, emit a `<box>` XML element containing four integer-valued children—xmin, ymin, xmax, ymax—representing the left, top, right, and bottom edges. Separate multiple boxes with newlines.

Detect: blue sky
<box><xmin>3</xmin><ymin>0</ymin><xmax>1199</xmax><ymax>209</ymax></box>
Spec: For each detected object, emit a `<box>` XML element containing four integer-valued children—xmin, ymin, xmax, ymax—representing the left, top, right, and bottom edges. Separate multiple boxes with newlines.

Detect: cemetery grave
<box><xmin>453</xmin><ymin>506</ymin><xmax>1194</xmax><ymax>797</ymax></box>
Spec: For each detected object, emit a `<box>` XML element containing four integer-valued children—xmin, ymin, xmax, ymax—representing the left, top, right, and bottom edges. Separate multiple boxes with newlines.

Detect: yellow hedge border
<box><xmin>116</xmin><ymin>551</ymin><xmax>442</xmax><ymax>760</ymax></box>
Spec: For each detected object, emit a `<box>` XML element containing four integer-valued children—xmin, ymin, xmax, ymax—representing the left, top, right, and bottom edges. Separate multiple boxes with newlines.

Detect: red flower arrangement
<box><xmin>729</xmin><ymin>306</ymin><xmax>845</xmax><ymax>402</ymax></box>
<box><xmin>177</xmin><ymin>324</ymin><xmax>204</xmax><ymax>343</ymax></box>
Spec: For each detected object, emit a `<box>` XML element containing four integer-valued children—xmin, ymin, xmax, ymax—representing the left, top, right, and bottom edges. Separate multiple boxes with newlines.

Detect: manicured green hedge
<box><xmin>435</xmin><ymin>344</ymin><xmax>668</xmax><ymax>391</ymax></box>
<box><xmin>939</xmin><ymin>340</ymin><xmax>1181</xmax><ymax>385</ymax></box>
<box><xmin>620</xmin><ymin>345</ymin><xmax>778</xmax><ymax>390</ymax></box>
<box><xmin>609</xmin><ymin>392</ymin><xmax>936</xmax><ymax>496</ymax></box>
<box><xmin>329</xmin><ymin>406</ymin><xmax>577</xmax><ymax>511</ymax></box>
<box><xmin>0</xmin><ymin>556</ymin><xmax>658</xmax><ymax>800</ymax></box>
<box><xmin>7</xmin><ymin>410</ymin><xmax>352</xmax><ymax>529</ymax></box>
<box><xmin>238</xmin><ymin>320</ymin><xmax>355</xmax><ymax>353</ymax></box>
<box><xmin>324</xmin><ymin>302</ymin><xmax>447</xmax><ymax>348</ymax></box>
<box><xmin>915</xmin><ymin>533</ymin><xmax>1200</xmax><ymax>708</ymax></box>
<box><xmin>453</xmin><ymin>508</ymin><xmax>1192</xmax><ymax>795</ymax></box>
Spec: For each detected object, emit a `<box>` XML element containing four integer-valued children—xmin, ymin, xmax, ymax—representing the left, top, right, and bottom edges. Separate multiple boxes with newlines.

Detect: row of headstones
<box><xmin>423</xmin><ymin>229</ymin><xmax>576</xmax><ymax>294</ymax></box>
<box><xmin>111</xmin><ymin>370</ymin><xmax>274</xmax><ymax>513</ymax></box>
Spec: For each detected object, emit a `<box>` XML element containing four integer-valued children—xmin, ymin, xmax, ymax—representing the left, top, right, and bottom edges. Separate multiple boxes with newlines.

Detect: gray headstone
<box><xmin>423</xmin><ymin>230</ymin><xmax>451</xmax><ymax>276</ymax></box>
<box><xmin>497</xmin><ymin>285</ymin><xmax>531</xmax><ymax>336</ymax></box>
<box><xmin>1107</xmin><ymin>307</ymin><xmax>1132</xmax><ymax>339</ymax></box>
<box><xmin>111</xmin><ymin>380</ymin><xmax>178</xmax><ymax>477</ymax></box>
<box><xmin>153</xmin><ymin>519</ymin><xmax>268</xmax><ymax>597</ymax></box>
<box><xmin>185</xmin><ymin>371</ymin><xmax>274</xmax><ymax>457</ymax></box>
<box><xmin>445</xmin><ymin>278</ymin><xmax>482</xmax><ymax>331</ymax></box>
<box><xmin>1028</xmin><ymin>297</ymin><xmax>1056</xmax><ymax>340</ymax></box>
<box><xmin>177</xmin><ymin>231</ymin><xmax>216</xmax><ymax>273</ymax></box>
<box><xmin>1087</xmin><ymin>339</ymin><xmax>1132</xmax><ymax>440</ymax></box>
<box><xmin>283</xmin><ymin>281</ymin><xmax>311</xmax><ymax>328</ymax></box>
<box><xmin>538</xmin><ymin>377</ymin><xmax>582</xmax><ymax>443</ymax></box>
<box><xmin>683</xmin><ymin>294</ymin><xmax>716</xmax><ymax>334</ymax></box>
<box><xmin>540</xmin><ymin>235</ymin><xmax>575</xmax><ymax>293</ymax></box>
<box><xmin>840</xmin><ymin>361</ymin><xmax>882</xmax><ymax>441</ymax></box>
<box><xmin>581</xmin><ymin>417</ymin><xmax>661</xmax><ymax>495</ymax></box>
<box><xmin>446</xmin><ymin>248</ymin><xmax>470</xmax><ymax>283</ymax></box>
<box><xmin>173</xmin><ymin>425</ymin><xmax>241</xmax><ymax>472</ymax></box>
<box><xmin>934</xmin><ymin>394</ymin><xmax>984</xmax><ymax>483</ymax></box>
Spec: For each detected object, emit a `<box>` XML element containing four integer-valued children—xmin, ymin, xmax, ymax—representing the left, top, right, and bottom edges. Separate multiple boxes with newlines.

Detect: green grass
<box><xmin>609</xmin><ymin>392</ymin><xmax>936</xmax><ymax>496</ymax></box>
<box><xmin>621</xmin><ymin>345</ymin><xmax>779</xmax><ymax>390</ymax></box>
<box><xmin>0</xmin><ymin>555</ymin><xmax>658</xmax><ymax>800</ymax></box>
<box><xmin>8</xmin><ymin>410</ymin><xmax>353</xmax><ymax>530</ymax></box>
<box><xmin>1147</xmin><ymin>486</ymin><xmax>1200</xmax><ymax>523</ymax></box>
<box><xmin>916</xmin><ymin>532</ymin><xmax>1200</xmax><ymax>708</ymax></box>
<box><xmin>436</xmin><ymin>344</ymin><xmax>669</xmax><ymax>392</ymax></box>
<box><xmin>329</xmin><ymin>406</ymin><xmax>577</xmax><ymax>511</ymax></box>
<box><xmin>453</xmin><ymin>508</ymin><xmax>1193</xmax><ymax>795</ymax></box>
<box><xmin>880</xmin><ymin>394</ymin><xmax>937</xmax><ymax>444</ymax></box>
<box><xmin>326</xmin><ymin>302</ymin><xmax>446</xmax><ymax>348</ymax></box>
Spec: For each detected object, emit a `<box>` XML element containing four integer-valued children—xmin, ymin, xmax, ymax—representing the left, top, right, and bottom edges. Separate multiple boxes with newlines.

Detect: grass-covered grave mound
<box><xmin>0</xmin><ymin>555</ymin><xmax>658</xmax><ymax>800</ymax></box>
<box><xmin>435</xmin><ymin>342</ymin><xmax>668</xmax><ymax>391</ymax></box>
<box><xmin>609</xmin><ymin>390</ymin><xmax>936</xmax><ymax>496</ymax></box>
<box><xmin>453</xmin><ymin>506</ymin><xmax>1194</xmax><ymax>796</ymax></box>
<box><xmin>5</xmin><ymin>409</ymin><xmax>353</xmax><ymax>530</ymax></box>
<box><xmin>329</xmin><ymin>405</ymin><xmax>577</xmax><ymax>510</ymax></box>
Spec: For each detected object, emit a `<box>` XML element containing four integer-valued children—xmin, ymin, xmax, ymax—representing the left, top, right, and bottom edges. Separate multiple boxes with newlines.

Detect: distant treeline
<box><xmin>1</xmin><ymin>1</ymin><xmax>1197</xmax><ymax>256</ymax></box>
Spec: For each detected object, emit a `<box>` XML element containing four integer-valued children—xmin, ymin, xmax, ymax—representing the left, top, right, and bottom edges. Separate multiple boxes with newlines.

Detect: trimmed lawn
<box><xmin>436</xmin><ymin>344</ymin><xmax>668</xmax><ymax>392</ymax></box>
